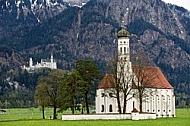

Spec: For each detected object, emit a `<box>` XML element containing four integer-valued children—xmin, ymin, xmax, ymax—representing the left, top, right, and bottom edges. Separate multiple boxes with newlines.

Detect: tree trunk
<box><xmin>85</xmin><ymin>93</ymin><xmax>90</xmax><ymax>114</ymax></box>
<box><xmin>139</xmin><ymin>93</ymin><xmax>143</xmax><ymax>113</ymax></box>
<box><xmin>71</xmin><ymin>107</ymin><xmax>75</xmax><ymax>114</ymax></box>
<box><xmin>116</xmin><ymin>88</ymin><xmax>122</xmax><ymax>114</ymax></box>
<box><xmin>72</xmin><ymin>98</ymin><xmax>75</xmax><ymax>114</ymax></box>
<box><xmin>71</xmin><ymin>105</ymin><xmax>75</xmax><ymax>115</ymax></box>
<box><xmin>42</xmin><ymin>105</ymin><xmax>45</xmax><ymax>119</ymax></box>
<box><xmin>81</xmin><ymin>106</ymin><xmax>84</xmax><ymax>114</ymax></box>
<box><xmin>53</xmin><ymin>105</ymin><xmax>57</xmax><ymax>119</ymax></box>
<box><xmin>123</xmin><ymin>93</ymin><xmax>127</xmax><ymax>114</ymax></box>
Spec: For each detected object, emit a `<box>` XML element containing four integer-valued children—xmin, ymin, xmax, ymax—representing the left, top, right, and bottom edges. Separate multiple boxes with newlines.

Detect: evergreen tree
<box><xmin>75</xmin><ymin>59</ymin><xmax>101</xmax><ymax>114</ymax></box>
<box><xmin>60</xmin><ymin>69</ymin><xmax>86</xmax><ymax>114</ymax></box>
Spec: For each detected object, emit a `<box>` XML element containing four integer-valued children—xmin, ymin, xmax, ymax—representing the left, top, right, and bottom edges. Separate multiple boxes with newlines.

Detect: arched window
<box><xmin>162</xmin><ymin>95</ymin><xmax>166</xmax><ymax>113</ymax></box>
<box><xmin>168</xmin><ymin>95</ymin><xmax>170</xmax><ymax>113</ymax></box>
<box><xmin>146</xmin><ymin>97</ymin><xmax>149</xmax><ymax>112</ymax></box>
<box><xmin>109</xmin><ymin>104</ymin><xmax>113</xmax><ymax>112</ymax></box>
<box><xmin>101</xmin><ymin>93</ymin><xmax>105</xmax><ymax>97</ymax></box>
<box><xmin>124</xmin><ymin>47</ymin><xmax>126</xmax><ymax>53</ymax></box>
<box><xmin>120</xmin><ymin>47</ymin><xmax>122</xmax><ymax>53</ymax></box>
<box><xmin>109</xmin><ymin>93</ymin><xmax>113</xmax><ymax>97</ymax></box>
<box><xmin>101</xmin><ymin>105</ymin><xmax>104</xmax><ymax>112</ymax></box>
<box><xmin>157</xmin><ymin>95</ymin><xmax>160</xmax><ymax>112</ymax></box>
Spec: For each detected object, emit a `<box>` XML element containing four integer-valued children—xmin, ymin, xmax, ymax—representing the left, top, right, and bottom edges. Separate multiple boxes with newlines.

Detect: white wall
<box><xmin>96</xmin><ymin>88</ymin><xmax>175</xmax><ymax>117</ymax></box>
<box><xmin>62</xmin><ymin>113</ymin><xmax>156</xmax><ymax>120</ymax></box>
<box><xmin>141</xmin><ymin>88</ymin><xmax>175</xmax><ymax>117</ymax></box>
<box><xmin>96</xmin><ymin>88</ymin><xmax>138</xmax><ymax>114</ymax></box>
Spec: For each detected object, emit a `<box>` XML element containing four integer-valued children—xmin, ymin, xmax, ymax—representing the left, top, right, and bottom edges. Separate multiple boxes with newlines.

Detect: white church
<box><xmin>22</xmin><ymin>54</ymin><xmax>57</xmax><ymax>71</ymax></box>
<box><xmin>95</xmin><ymin>27</ymin><xmax>176</xmax><ymax>118</ymax></box>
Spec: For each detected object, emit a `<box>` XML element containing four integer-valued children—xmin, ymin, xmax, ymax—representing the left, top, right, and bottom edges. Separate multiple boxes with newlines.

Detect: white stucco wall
<box><xmin>96</xmin><ymin>88</ymin><xmax>175</xmax><ymax>117</ymax></box>
<box><xmin>62</xmin><ymin>113</ymin><xmax>156</xmax><ymax>120</ymax></box>
<box><xmin>62</xmin><ymin>114</ymin><xmax>132</xmax><ymax>120</ymax></box>
<box><xmin>141</xmin><ymin>88</ymin><xmax>175</xmax><ymax>117</ymax></box>
<box><xmin>96</xmin><ymin>89</ymin><xmax>118</xmax><ymax>114</ymax></box>
<box><xmin>96</xmin><ymin>88</ymin><xmax>138</xmax><ymax>114</ymax></box>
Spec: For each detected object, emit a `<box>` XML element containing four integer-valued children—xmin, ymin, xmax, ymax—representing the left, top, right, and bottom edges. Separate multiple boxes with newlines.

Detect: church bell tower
<box><xmin>117</xmin><ymin>26</ymin><xmax>132</xmax><ymax>76</ymax></box>
<box><xmin>117</xmin><ymin>26</ymin><xmax>131</xmax><ymax>62</ymax></box>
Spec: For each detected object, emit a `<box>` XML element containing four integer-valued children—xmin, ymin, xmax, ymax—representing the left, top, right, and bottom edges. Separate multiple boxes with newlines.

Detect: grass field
<box><xmin>0</xmin><ymin>108</ymin><xmax>190</xmax><ymax>126</ymax></box>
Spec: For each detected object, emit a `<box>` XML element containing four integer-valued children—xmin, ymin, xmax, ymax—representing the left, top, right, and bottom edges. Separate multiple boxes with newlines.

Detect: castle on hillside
<box><xmin>95</xmin><ymin>27</ymin><xmax>176</xmax><ymax>118</ymax></box>
<box><xmin>22</xmin><ymin>54</ymin><xmax>57</xmax><ymax>71</ymax></box>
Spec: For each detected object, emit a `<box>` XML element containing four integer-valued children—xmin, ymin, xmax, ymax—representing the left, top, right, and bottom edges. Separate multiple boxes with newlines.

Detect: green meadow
<box><xmin>0</xmin><ymin>108</ymin><xmax>190</xmax><ymax>126</ymax></box>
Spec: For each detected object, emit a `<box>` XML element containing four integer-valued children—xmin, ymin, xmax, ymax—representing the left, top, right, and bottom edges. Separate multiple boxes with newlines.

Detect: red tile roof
<box><xmin>132</xmin><ymin>66</ymin><xmax>173</xmax><ymax>89</ymax></box>
<box><xmin>98</xmin><ymin>74</ymin><xmax>116</xmax><ymax>89</ymax></box>
<box><xmin>98</xmin><ymin>67</ymin><xmax>173</xmax><ymax>89</ymax></box>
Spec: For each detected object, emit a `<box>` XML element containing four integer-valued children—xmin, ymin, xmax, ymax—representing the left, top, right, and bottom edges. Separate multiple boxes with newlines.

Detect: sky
<box><xmin>162</xmin><ymin>0</ymin><xmax>190</xmax><ymax>10</ymax></box>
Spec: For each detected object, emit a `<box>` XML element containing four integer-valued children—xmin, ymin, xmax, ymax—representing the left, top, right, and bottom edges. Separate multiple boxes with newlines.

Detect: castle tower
<box><xmin>51</xmin><ymin>54</ymin><xmax>53</xmax><ymax>63</ymax></box>
<box><xmin>29</xmin><ymin>58</ymin><xmax>33</xmax><ymax>67</ymax></box>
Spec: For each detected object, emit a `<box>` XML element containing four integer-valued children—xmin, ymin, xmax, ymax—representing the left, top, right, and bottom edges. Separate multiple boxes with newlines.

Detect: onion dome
<box><xmin>117</xmin><ymin>27</ymin><xmax>130</xmax><ymax>37</ymax></box>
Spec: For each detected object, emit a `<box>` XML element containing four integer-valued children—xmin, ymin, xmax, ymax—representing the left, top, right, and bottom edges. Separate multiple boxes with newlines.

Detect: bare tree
<box><xmin>106</xmin><ymin>55</ymin><xmax>121</xmax><ymax>114</ymax></box>
<box><xmin>132</xmin><ymin>51</ymin><xmax>157</xmax><ymax>113</ymax></box>
<box><xmin>106</xmin><ymin>55</ymin><xmax>134</xmax><ymax>114</ymax></box>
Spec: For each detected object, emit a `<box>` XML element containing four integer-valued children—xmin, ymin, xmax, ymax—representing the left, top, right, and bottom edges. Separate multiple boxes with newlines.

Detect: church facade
<box><xmin>95</xmin><ymin>27</ymin><xmax>175</xmax><ymax>117</ymax></box>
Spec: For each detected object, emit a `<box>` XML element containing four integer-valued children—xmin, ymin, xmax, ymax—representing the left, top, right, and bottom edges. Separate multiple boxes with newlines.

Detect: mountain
<box><xmin>0</xmin><ymin>0</ymin><xmax>69</xmax><ymax>39</ymax></box>
<box><xmin>0</xmin><ymin>0</ymin><xmax>190</xmax><ymax>107</ymax></box>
